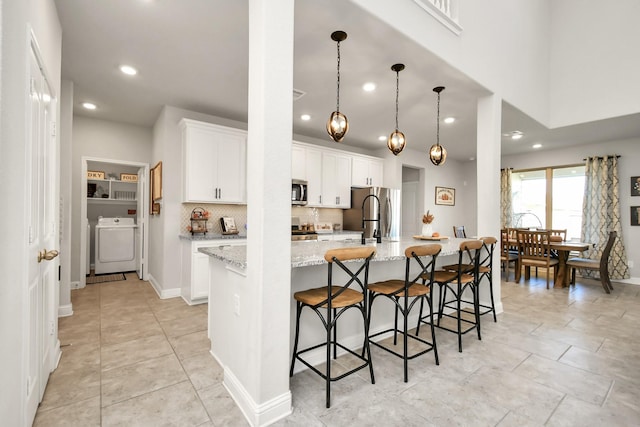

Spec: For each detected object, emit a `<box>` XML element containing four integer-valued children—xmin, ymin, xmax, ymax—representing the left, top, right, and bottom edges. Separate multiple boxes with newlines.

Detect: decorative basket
<box><xmin>189</xmin><ymin>207</ymin><xmax>209</xmax><ymax>235</ymax></box>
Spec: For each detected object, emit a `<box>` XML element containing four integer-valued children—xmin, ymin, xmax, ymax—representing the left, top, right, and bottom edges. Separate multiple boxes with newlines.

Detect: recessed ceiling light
<box><xmin>511</xmin><ymin>133</ymin><xmax>523</xmax><ymax>140</ymax></box>
<box><xmin>532</xmin><ymin>143</ymin><xmax>542</xmax><ymax>149</ymax></box>
<box><xmin>444</xmin><ymin>117</ymin><xmax>455</xmax><ymax>124</ymax></box>
<box><xmin>378</xmin><ymin>135</ymin><xmax>386</xmax><ymax>141</ymax></box>
<box><xmin>119</xmin><ymin>65</ymin><xmax>137</xmax><ymax>76</ymax></box>
<box><xmin>300</xmin><ymin>114</ymin><xmax>311</xmax><ymax>121</ymax></box>
<box><xmin>469</xmin><ymin>157</ymin><xmax>475</xmax><ymax>161</ymax></box>
<box><xmin>82</xmin><ymin>102</ymin><xmax>97</xmax><ymax>110</ymax></box>
<box><xmin>362</xmin><ymin>82</ymin><xmax>376</xmax><ymax>92</ymax></box>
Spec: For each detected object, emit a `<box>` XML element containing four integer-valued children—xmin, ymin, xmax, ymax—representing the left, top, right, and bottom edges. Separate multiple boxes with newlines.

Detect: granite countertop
<box><xmin>179</xmin><ymin>233</ymin><xmax>247</xmax><ymax>241</ymax></box>
<box><xmin>198</xmin><ymin>236</ymin><xmax>469</xmax><ymax>270</ymax></box>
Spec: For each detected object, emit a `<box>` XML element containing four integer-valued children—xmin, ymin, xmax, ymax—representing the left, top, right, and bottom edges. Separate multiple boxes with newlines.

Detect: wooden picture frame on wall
<box><xmin>631</xmin><ymin>206</ymin><xmax>640</xmax><ymax>226</ymax></box>
<box><xmin>150</xmin><ymin>161</ymin><xmax>162</xmax><ymax>215</ymax></box>
<box><xmin>631</xmin><ymin>176</ymin><xmax>640</xmax><ymax>196</ymax></box>
<box><xmin>435</xmin><ymin>186</ymin><xmax>455</xmax><ymax>206</ymax></box>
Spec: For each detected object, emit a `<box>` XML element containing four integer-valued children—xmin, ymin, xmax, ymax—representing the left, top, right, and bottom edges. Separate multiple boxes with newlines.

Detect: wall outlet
<box><xmin>234</xmin><ymin>294</ymin><xmax>240</xmax><ymax>316</ymax></box>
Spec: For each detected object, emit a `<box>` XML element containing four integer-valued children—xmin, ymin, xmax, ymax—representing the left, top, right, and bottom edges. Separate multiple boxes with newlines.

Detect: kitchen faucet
<box><xmin>361</xmin><ymin>194</ymin><xmax>381</xmax><ymax>244</ymax></box>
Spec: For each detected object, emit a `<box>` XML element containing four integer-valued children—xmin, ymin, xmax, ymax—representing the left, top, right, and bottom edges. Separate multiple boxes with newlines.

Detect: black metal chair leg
<box><xmin>290</xmin><ymin>302</ymin><xmax>302</xmax><ymax>377</ymax></box>
<box><xmin>326</xmin><ymin>313</ymin><xmax>332</xmax><ymax>408</ymax></box>
<box><xmin>457</xmin><ymin>285</ymin><xmax>462</xmax><ymax>352</ymax></box>
<box><xmin>393</xmin><ymin>297</ymin><xmax>399</xmax><ymax>345</ymax></box>
<box><xmin>415</xmin><ymin>297</ymin><xmax>424</xmax><ymax>335</ymax></box>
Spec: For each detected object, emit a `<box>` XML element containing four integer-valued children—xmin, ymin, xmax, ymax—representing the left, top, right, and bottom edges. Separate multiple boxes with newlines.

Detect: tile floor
<box><xmin>34</xmin><ymin>272</ymin><xmax>640</xmax><ymax>426</ymax></box>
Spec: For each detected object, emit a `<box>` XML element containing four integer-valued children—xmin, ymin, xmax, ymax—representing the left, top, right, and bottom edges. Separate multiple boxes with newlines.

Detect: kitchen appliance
<box><xmin>291</xmin><ymin>179</ymin><xmax>308</xmax><ymax>206</ymax></box>
<box><xmin>343</xmin><ymin>187</ymin><xmax>400</xmax><ymax>240</ymax></box>
<box><xmin>94</xmin><ymin>217</ymin><xmax>137</xmax><ymax>274</ymax></box>
<box><xmin>291</xmin><ymin>216</ymin><xmax>317</xmax><ymax>241</ymax></box>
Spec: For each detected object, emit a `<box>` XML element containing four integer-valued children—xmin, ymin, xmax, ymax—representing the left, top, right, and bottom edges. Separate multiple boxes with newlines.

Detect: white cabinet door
<box><xmin>352</xmin><ymin>155</ymin><xmax>383</xmax><ymax>188</ymax></box>
<box><xmin>321</xmin><ymin>152</ymin><xmax>338</xmax><ymax>207</ymax></box>
<box><xmin>335</xmin><ymin>154</ymin><xmax>352</xmax><ymax>208</ymax></box>
<box><xmin>181</xmin><ymin>119</ymin><xmax>246</xmax><ymax>203</ymax></box>
<box><xmin>292</xmin><ymin>144</ymin><xmax>306</xmax><ymax>180</ymax></box>
<box><xmin>305</xmin><ymin>148</ymin><xmax>323</xmax><ymax>207</ymax></box>
<box><xmin>191</xmin><ymin>251</ymin><xmax>211</xmax><ymax>301</ymax></box>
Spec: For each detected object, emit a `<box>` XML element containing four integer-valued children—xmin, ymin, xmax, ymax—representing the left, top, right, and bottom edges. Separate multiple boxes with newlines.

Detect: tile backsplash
<box><xmin>180</xmin><ymin>204</ymin><xmax>343</xmax><ymax>234</ymax></box>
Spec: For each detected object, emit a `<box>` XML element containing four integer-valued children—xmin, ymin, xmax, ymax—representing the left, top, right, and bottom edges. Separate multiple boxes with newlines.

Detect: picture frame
<box><xmin>150</xmin><ymin>161</ymin><xmax>162</xmax><ymax>215</ymax></box>
<box><xmin>435</xmin><ymin>186</ymin><xmax>455</xmax><ymax>206</ymax></box>
<box><xmin>221</xmin><ymin>216</ymin><xmax>238</xmax><ymax>233</ymax></box>
<box><xmin>632</xmin><ymin>206</ymin><xmax>640</xmax><ymax>226</ymax></box>
<box><xmin>631</xmin><ymin>176</ymin><xmax>640</xmax><ymax>196</ymax></box>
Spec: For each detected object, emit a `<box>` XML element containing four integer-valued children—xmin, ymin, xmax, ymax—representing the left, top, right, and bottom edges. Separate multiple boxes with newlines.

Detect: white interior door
<box><xmin>25</xmin><ymin>36</ymin><xmax>59</xmax><ymax>426</ymax></box>
<box><xmin>136</xmin><ymin>167</ymin><xmax>146</xmax><ymax>279</ymax></box>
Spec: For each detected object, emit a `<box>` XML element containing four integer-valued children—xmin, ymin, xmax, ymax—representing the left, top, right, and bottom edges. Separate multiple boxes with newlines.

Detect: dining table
<box><xmin>510</xmin><ymin>238</ymin><xmax>592</xmax><ymax>288</ymax></box>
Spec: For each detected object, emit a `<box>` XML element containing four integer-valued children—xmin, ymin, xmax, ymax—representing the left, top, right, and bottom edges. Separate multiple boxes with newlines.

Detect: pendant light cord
<box><xmin>336</xmin><ymin>41</ymin><xmax>341</xmax><ymax>112</ymax></box>
<box><xmin>395</xmin><ymin>70</ymin><xmax>400</xmax><ymax>131</ymax></box>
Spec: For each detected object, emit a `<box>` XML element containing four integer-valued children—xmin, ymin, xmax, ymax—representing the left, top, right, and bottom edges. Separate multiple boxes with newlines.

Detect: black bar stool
<box><xmin>289</xmin><ymin>246</ymin><xmax>376</xmax><ymax>408</ymax></box>
<box><xmin>419</xmin><ymin>239</ymin><xmax>483</xmax><ymax>352</ymax></box>
<box><xmin>368</xmin><ymin>244</ymin><xmax>441</xmax><ymax>382</ymax></box>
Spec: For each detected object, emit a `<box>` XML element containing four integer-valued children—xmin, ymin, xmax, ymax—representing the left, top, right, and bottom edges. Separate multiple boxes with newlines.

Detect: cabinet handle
<box><xmin>336</xmin><ymin>196</ymin><xmax>340</xmax><ymax>205</ymax></box>
<box><xmin>218</xmin><ymin>188</ymin><xmax>222</xmax><ymax>199</ymax></box>
<box><xmin>319</xmin><ymin>195</ymin><xmax>322</xmax><ymax>204</ymax></box>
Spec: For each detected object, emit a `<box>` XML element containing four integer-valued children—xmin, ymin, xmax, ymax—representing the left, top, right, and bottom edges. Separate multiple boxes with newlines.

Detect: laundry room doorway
<box><xmin>80</xmin><ymin>157</ymin><xmax>149</xmax><ymax>287</ymax></box>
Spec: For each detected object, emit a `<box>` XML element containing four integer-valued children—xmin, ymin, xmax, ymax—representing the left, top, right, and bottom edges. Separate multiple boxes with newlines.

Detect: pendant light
<box><xmin>387</xmin><ymin>63</ymin><xmax>406</xmax><ymax>155</ymax></box>
<box><xmin>327</xmin><ymin>31</ymin><xmax>349</xmax><ymax>143</ymax></box>
<box><xmin>429</xmin><ymin>86</ymin><xmax>447</xmax><ymax>166</ymax></box>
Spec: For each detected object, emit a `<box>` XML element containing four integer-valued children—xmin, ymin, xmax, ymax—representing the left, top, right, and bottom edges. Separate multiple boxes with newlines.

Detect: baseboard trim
<box><xmin>70</xmin><ymin>280</ymin><xmax>83</xmax><ymax>290</ymax></box>
<box><xmin>223</xmin><ymin>368</ymin><xmax>292</xmax><ymax>427</ymax></box>
<box><xmin>148</xmin><ymin>274</ymin><xmax>181</xmax><ymax>299</ymax></box>
<box><xmin>613</xmin><ymin>276</ymin><xmax>640</xmax><ymax>286</ymax></box>
<box><xmin>58</xmin><ymin>304</ymin><xmax>73</xmax><ymax>317</ymax></box>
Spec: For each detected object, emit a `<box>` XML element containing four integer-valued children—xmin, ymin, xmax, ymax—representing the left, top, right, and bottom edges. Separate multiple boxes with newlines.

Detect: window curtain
<box><xmin>500</xmin><ymin>168</ymin><xmax>513</xmax><ymax>228</ymax></box>
<box><xmin>581</xmin><ymin>155</ymin><xmax>629</xmax><ymax>280</ymax></box>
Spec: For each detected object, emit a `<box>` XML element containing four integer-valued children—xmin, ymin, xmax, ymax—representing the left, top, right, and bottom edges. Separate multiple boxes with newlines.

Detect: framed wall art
<box><xmin>631</xmin><ymin>176</ymin><xmax>640</xmax><ymax>196</ymax></box>
<box><xmin>150</xmin><ymin>161</ymin><xmax>162</xmax><ymax>215</ymax></box>
<box><xmin>435</xmin><ymin>186</ymin><xmax>455</xmax><ymax>206</ymax></box>
<box><xmin>632</xmin><ymin>206</ymin><xmax>640</xmax><ymax>226</ymax></box>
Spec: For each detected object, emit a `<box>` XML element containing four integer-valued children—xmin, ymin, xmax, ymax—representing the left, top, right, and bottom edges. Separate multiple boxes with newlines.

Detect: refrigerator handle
<box><xmin>385</xmin><ymin>196</ymin><xmax>392</xmax><ymax>236</ymax></box>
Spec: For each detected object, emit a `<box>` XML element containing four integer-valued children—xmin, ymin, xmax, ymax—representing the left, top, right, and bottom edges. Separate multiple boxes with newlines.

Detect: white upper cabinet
<box><xmin>295</xmin><ymin>142</ymin><xmax>351</xmax><ymax>208</ymax></box>
<box><xmin>352</xmin><ymin>155</ymin><xmax>384</xmax><ymax>187</ymax></box>
<box><xmin>180</xmin><ymin>119</ymin><xmax>246</xmax><ymax>204</ymax></box>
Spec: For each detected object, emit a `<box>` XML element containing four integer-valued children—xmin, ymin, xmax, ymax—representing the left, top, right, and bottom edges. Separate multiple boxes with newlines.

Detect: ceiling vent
<box><xmin>292</xmin><ymin>89</ymin><xmax>306</xmax><ymax>101</ymax></box>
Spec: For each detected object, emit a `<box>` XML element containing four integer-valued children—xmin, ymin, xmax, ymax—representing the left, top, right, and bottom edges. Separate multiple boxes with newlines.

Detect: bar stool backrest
<box><xmin>477</xmin><ymin>236</ymin><xmax>497</xmax><ymax>269</ymax></box>
<box><xmin>404</xmin><ymin>244</ymin><xmax>441</xmax><ymax>288</ymax></box>
<box><xmin>453</xmin><ymin>239</ymin><xmax>483</xmax><ymax>275</ymax></box>
<box><xmin>324</xmin><ymin>247</ymin><xmax>376</xmax><ymax>304</ymax></box>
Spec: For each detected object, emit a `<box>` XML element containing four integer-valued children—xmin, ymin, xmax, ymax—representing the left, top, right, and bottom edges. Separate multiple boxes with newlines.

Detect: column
<box><xmin>476</xmin><ymin>94</ymin><xmax>503</xmax><ymax>313</ymax></box>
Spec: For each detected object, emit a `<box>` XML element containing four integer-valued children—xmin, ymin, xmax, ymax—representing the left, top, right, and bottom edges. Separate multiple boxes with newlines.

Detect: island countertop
<box><xmin>198</xmin><ymin>236</ymin><xmax>470</xmax><ymax>270</ymax></box>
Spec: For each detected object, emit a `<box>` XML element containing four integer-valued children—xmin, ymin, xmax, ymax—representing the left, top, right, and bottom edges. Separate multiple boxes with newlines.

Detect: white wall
<box><xmin>58</xmin><ymin>79</ymin><xmax>74</xmax><ymax>314</ymax></box>
<box><xmin>352</xmin><ymin>0</ymin><xmax>551</xmax><ymax>127</ymax></box>
<box><xmin>549</xmin><ymin>0</ymin><xmax>640</xmax><ymax>128</ymax></box>
<box><xmin>70</xmin><ymin>116</ymin><xmax>152</xmax><ymax>282</ymax></box>
<box><xmin>0</xmin><ymin>0</ymin><xmax>61</xmax><ymax>423</ymax></box>
<box><xmin>502</xmin><ymin>137</ymin><xmax>640</xmax><ymax>279</ymax></box>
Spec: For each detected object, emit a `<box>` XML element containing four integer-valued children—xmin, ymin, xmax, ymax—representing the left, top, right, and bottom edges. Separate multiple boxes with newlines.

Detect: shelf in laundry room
<box><xmin>87</xmin><ymin>198</ymin><xmax>137</xmax><ymax>205</ymax></box>
<box><xmin>88</xmin><ymin>177</ymin><xmax>137</xmax><ymax>202</ymax></box>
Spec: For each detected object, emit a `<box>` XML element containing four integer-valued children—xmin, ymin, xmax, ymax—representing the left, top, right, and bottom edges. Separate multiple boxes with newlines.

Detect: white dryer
<box><xmin>94</xmin><ymin>217</ymin><xmax>137</xmax><ymax>274</ymax></box>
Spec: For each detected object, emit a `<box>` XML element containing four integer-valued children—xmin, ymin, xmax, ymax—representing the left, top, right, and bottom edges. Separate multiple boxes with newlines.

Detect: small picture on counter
<box><xmin>220</xmin><ymin>217</ymin><xmax>238</xmax><ymax>233</ymax></box>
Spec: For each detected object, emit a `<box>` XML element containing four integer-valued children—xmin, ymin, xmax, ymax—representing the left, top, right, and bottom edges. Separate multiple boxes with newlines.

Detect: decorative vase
<box><xmin>421</xmin><ymin>224</ymin><xmax>433</xmax><ymax>237</ymax></box>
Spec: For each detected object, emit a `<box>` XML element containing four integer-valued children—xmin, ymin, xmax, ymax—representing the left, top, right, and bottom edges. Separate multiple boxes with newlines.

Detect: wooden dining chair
<box><xmin>501</xmin><ymin>228</ymin><xmax>518</xmax><ymax>282</ymax></box>
<box><xmin>516</xmin><ymin>229</ymin><xmax>559</xmax><ymax>289</ymax></box>
<box><xmin>567</xmin><ymin>231</ymin><xmax>617</xmax><ymax>293</ymax></box>
<box><xmin>453</xmin><ymin>225</ymin><xmax>467</xmax><ymax>238</ymax></box>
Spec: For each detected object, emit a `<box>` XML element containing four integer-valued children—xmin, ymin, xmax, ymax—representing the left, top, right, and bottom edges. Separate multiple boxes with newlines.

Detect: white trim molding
<box><xmin>57</xmin><ymin>304</ymin><xmax>73</xmax><ymax>317</ymax></box>
<box><xmin>413</xmin><ymin>0</ymin><xmax>463</xmax><ymax>35</ymax></box>
<box><xmin>148</xmin><ymin>274</ymin><xmax>181</xmax><ymax>299</ymax></box>
<box><xmin>223</xmin><ymin>368</ymin><xmax>292</xmax><ymax>427</ymax></box>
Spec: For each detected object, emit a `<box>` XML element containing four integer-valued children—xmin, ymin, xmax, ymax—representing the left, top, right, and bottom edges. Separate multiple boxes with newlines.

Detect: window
<box><xmin>511</xmin><ymin>165</ymin><xmax>585</xmax><ymax>240</ymax></box>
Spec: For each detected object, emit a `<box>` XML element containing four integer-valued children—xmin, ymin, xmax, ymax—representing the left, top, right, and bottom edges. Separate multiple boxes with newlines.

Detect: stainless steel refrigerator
<box><xmin>343</xmin><ymin>187</ymin><xmax>401</xmax><ymax>239</ymax></box>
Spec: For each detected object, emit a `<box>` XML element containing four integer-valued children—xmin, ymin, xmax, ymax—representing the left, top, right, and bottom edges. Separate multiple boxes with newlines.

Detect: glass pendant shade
<box><xmin>327</xmin><ymin>111</ymin><xmax>349</xmax><ymax>143</ymax></box>
<box><xmin>388</xmin><ymin>130</ymin><xmax>406</xmax><ymax>155</ymax></box>
<box><xmin>429</xmin><ymin>144</ymin><xmax>447</xmax><ymax>165</ymax></box>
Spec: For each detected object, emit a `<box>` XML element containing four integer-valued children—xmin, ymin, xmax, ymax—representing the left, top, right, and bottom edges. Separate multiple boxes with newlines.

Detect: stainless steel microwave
<box><xmin>292</xmin><ymin>179</ymin><xmax>308</xmax><ymax>206</ymax></box>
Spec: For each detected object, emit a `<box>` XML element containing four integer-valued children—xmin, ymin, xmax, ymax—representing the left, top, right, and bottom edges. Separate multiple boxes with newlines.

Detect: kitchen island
<box><xmin>200</xmin><ymin>236</ymin><xmax>499</xmax><ymax>423</ymax></box>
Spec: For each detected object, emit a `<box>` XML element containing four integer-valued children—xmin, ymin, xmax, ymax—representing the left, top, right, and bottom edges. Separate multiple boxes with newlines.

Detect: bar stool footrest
<box><xmin>369</xmin><ymin>328</ymin><xmax>436</xmax><ymax>361</ymax></box>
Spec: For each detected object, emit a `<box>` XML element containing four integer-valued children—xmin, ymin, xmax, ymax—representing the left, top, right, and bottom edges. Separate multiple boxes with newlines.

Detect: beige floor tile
<box><xmin>529</xmin><ymin>323</ymin><xmax>605</xmax><ymax>352</ymax></box>
<box><xmin>102</xmin><ymin>380</ymin><xmax>210</xmax><ymax>426</ymax></box>
<box><xmin>560</xmin><ymin>345</ymin><xmax>640</xmax><ymax>383</ymax></box>
<box><xmin>547</xmin><ymin>395</ymin><xmax>640</xmax><ymax>427</ymax></box>
<box><xmin>496</xmin><ymin>411</ymin><xmax>544</xmax><ymax>427</ymax></box>
<box><xmin>197</xmin><ymin>383</ymin><xmax>250</xmax><ymax>426</ymax></box>
<box><xmin>34</xmin><ymin>396</ymin><xmax>101</xmax><ymax>427</ymax></box>
<box><xmin>514</xmin><ymin>354</ymin><xmax>613</xmax><ymax>405</ymax></box>
<box><xmin>169</xmin><ymin>330</ymin><xmax>211</xmax><ymax>360</ymax></box>
<box><xmin>101</xmin><ymin>333</ymin><xmax>174</xmax><ymax>371</ymax></box>
<box><xmin>101</xmin><ymin>353</ymin><xmax>188</xmax><ymax>406</ymax></box>
<box><xmin>153</xmin><ymin>301</ymin><xmax>205</xmax><ymax>322</ymax></box>
<box><xmin>181</xmin><ymin>350</ymin><xmax>224</xmax><ymax>390</ymax></box>
<box><xmin>100</xmin><ymin>318</ymin><xmax>165</xmax><ymax>346</ymax></box>
<box><xmin>159</xmin><ymin>311</ymin><xmax>208</xmax><ymax>337</ymax></box>
<box><xmin>39</xmin><ymin>364</ymin><xmax>101</xmax><ymax>411</ymax></box>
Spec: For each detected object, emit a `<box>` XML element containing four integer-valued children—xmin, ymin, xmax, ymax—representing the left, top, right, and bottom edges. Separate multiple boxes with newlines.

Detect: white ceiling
<box><xmin>54</xmin><ymin>0</ymin><xmax>640</xmax><ymax>162</ymax></box>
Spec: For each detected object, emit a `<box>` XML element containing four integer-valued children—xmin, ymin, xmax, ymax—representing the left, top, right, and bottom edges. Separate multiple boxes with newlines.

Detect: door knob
<box><xmin>38</xmin><ymin>249</ymin><xmax>59</xmax><ymax>263</ymax></box>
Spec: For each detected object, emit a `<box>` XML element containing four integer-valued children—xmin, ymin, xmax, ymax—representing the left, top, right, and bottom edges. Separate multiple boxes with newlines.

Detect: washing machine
<box><xmin>94</xmin><ymin>217</ymin><xmax>137</xmax><ymax>274</ymax></box>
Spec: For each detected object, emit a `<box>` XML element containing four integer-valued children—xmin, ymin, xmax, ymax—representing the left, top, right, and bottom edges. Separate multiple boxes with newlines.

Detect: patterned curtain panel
<box><xmin>500</xmin><ymin>168</ymin><xmax>513</xmax><ymax>228</ymax></box>
<box><xmin>581</xmin><ymin>156</ymin><xmax>629</xmax><ymax>279</ymax></box>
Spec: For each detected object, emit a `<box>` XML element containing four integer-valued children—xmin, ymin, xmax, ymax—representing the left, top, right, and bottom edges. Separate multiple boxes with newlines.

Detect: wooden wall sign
<box><xmin>87</xmin><ymin>170</ymin><xmax>105</xmax><ymax>180</ymax></box>
<box><xmin>120</xmin><ymin>173</ymin><xmax>138</xmax><ymax>182</ymax></box>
